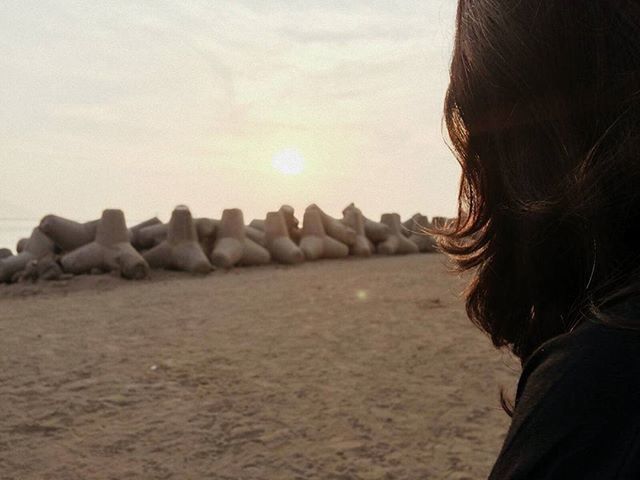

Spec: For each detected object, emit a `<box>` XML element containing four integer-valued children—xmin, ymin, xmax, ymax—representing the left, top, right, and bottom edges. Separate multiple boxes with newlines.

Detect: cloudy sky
<box><xmin>0</xmin><ymin>0</ymin><xmax>458</xmax><ymax>226</ymax></box>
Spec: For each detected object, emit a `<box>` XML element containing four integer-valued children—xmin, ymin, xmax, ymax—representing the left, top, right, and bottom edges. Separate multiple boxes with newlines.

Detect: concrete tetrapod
<box><xmin>128</xmin><ymin>217</ymin><xmax>163</xmax><ymax>249</ymax></box>
<box><xmin>307</xmin><ymin>204</ymin><xmax>356</xmax><ymax>246</ymax></box>
<box><xmin>377</xmin><ymin>213</ymin><xmax>420</xmax><ymax>255</ymax></box>
<box><xmin>39</xmin><ymin>215</ymin><xmax>99</xmax><ymax>252</ymax></box>
<box><xmin>143</xmin><ymin>206</ymin><xmax>212</xmax><ymax>274</ymax></box>
<box><xmin>409</xmin><ymin>232</ymin><xmax>438</xmax><ymax>253</ymax></box>
<box><xmin>135</xmin><ymin>217</ymin><xmax>218</xmax><ymax>252</ymax></box>
<box><xmin>250</xmin><ymin>205</ymin><xmax>302</xmax><ymax>243</ymax></box>
<box><xmin>195</xmin><ymin>218</ymin><xmax>219</xmax><ymax>255</ymax></box>
<box><xmin>16</xmin><ymin>257</ymin><xmax>68</xmax><ymax>283</ymax></box>
<box><xmin>249</xmin><ymin>219</ymin><xmax>265</xmax><ymax>230</ymax></box>
<box><xmin>196</xmin><ymin>218</ymin><xmax>218</xmax><ymax>239</ymax></box>
<box><xmin>402</xmin><ymin>214</ymin><xmax>429</xmax><ymax>236</ymax></box>
<box><xmin>342</xmin><ymin>203</ymin><xmax>390</xmax><ymax>245</ymax></box>
<box><xmin>300</xmin><ymin>207</ymin><xmax>349</xmax><ymax>261</ymax></box>
<box><xmin>264</xmin><ymin>211</ymin><xmax>304</xmax><ymax>265</ymax></box>
<box><xmin>16</xmin><ymin>238</ymin><xmax>28</xmax><ymax>254</ymax></box>
<box><xmin>211</xmin><ymin>209</ymin><xmax>271</xmax><ymax>268</ymax></box>
<box><xmin>341</xmin><ymin>205</ymin><xmax>373</xmax><ymax>257</ymax></box>
<box><xmin>402</xmin><ymin>214</ymin><xmax>437</xmax><ymax>253</ymax></box>
<box><xmin>40</xmin><ymin>214</ymin><xmax>159</xmax><ymax>252</ymax></box>
<box><xmin>135</xmin><ymin>223</ymin><xmax>168</xmax><ymax>250</ymax></box>
<box><xmin>364</xmin><ymin>218</ymin><xmax>390</xmax><ymax>244</ymax></box>
<box><xmin>279</xmin><ymin>204</ymin><xmax>302</xmax><ymax>243</ymax></box>
<box><xmin>245</xmin><ymin>226</ymin><xmax>266</xmax><ymax>247</ymax></box>
<box><xmin>60</xmin><ymin>209</ymin><xmax>149</xmax><ymax>279</ymax></box>
<box><xmin>0</xmin><ymin>228</ymin><xmax>56</xmax><ymax>282</ymax></box>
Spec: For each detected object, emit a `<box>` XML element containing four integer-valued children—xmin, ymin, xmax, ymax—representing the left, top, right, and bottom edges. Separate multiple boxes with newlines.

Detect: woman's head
<box><xmin>443</xmin><ymin>1</ymin><xmax>640</xmax><ymax>361</ymax></box>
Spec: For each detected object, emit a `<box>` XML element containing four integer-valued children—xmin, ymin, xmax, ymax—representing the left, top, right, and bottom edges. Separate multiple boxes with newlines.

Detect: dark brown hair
<box><xmin>442</xmin><ymin>1</ymin><xmax>640</xmax><ymax>362</ymax></box>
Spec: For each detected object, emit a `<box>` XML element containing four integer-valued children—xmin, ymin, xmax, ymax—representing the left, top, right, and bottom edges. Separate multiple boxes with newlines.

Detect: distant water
<box><xmin>0</xmin><ymin>219</ymin><xmax>40</xmax><ymax>251</ymax></box>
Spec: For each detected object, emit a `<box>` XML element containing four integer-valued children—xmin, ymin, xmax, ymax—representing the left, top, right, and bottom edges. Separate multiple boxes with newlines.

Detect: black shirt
<box><xmin>489</xmin><ymin>318</ymin><xmax>640</xmax><ymax>479</ymax></box>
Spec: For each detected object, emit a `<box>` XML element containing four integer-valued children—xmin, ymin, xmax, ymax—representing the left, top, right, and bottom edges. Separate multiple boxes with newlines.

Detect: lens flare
<box><xmin>356</xmin><ymin>289</ymin><xmax>368</xmax><ymax>301</ymax></box>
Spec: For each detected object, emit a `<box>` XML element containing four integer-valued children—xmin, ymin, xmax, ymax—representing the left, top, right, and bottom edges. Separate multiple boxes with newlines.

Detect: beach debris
<box><xmin>377</xmin><ymin>213</ymin><xmax>420</xmax><ymax>255</ymax></box>
<box><xmin>143</xmin><ymin>206</ymin><xmax>212</xmax><ymax>274</ymax></box>
<box><xmin>341</xmin><ymin>204</ymin><xmax>373</xmax><ymax>257</ymax></box>
<box><xmin>60</xmin><ymin>209</ymin><xmax>150</xmax><ymax>279</ymax></box>
<box><xmin>0</xmin><ymin>228</ymin><xmax>56</xmax><ymax>282</ymax></box>
<box><xmin>39</xmin><ymin>215</ymin><xmax>99</xmax><ymax>252</ymax></box>
<box><xmin>211</xmin><ymin>209</ymin><xmax>271</xmax><ymax>268</ymax></box>
<box><xmin>264</xmin><ymin>210</ymin><xmax>305</xmax><ymax>264</ymax></box>
<box><xmin>300</xmin><ymin>206</ymin><xmax>349</xmax><ymax>260</ymax></box>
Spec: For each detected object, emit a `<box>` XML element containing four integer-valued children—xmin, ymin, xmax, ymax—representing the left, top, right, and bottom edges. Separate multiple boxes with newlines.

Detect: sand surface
<box><xmin>0</xmin><ymin>254</ymin><xmax>519</xmax><ymax>479</ymax></box>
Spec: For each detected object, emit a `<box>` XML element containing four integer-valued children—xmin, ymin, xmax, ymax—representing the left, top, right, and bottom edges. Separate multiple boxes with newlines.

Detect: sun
<box><xmin>272</xmin><ymin>148</ymin><xmax>305</xmax><ymax>176</ymax></box>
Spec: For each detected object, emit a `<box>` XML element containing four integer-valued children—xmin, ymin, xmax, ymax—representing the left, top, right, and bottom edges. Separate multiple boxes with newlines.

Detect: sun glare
<box><xmin>272</xmin><ymin>149</ymin><xmax>305</xmax><ymax>176</ymax></box>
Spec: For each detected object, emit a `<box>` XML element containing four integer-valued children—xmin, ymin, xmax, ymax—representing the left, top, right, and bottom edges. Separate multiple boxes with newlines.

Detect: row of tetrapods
<box><xmin>0</xmin><ymin>203</ymin><xmax>449</xmax><ymax>284</ymax></box>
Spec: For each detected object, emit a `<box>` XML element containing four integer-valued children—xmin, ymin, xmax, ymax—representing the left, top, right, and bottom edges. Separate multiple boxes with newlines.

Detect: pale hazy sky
<box><xmin>0</xmin><ymin>1</ymin><xmax>459</xmax><ymax>224</ymax></box>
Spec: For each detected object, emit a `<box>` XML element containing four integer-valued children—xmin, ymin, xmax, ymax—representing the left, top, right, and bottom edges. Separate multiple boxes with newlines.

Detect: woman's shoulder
<box><xmin>490</xmin><ymin>317</ymin><xmax>640</xmax><ymax>479</ymax></box>
<box><xmin>527</xmin><ymin>313</ymin><xmax>640</xmax><ymax>359</ymax></box>
<box><xmin>515</xmin><ymin>317</ymin><xmax>640</xmax><ymax>413</ymax></box>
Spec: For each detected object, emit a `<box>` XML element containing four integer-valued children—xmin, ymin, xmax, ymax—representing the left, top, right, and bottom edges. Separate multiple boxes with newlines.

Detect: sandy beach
<box><xmin>0</xmin><ymin>254</ymin><xmax>518</xmax><ymax>479</ymax></box>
